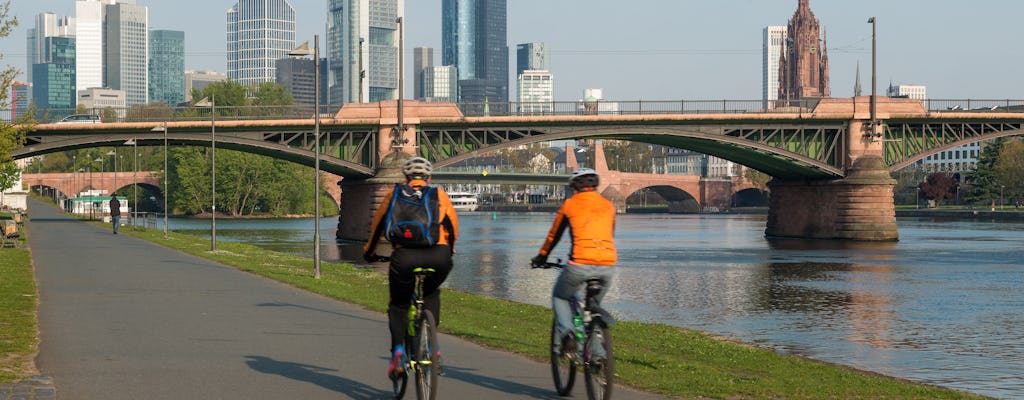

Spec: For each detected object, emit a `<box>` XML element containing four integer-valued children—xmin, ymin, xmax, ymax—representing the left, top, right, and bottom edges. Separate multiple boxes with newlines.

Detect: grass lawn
<box><xmin>0</xmin><ymin>211</ymin><xmax>37</xmax><ymax>383</ymax></box>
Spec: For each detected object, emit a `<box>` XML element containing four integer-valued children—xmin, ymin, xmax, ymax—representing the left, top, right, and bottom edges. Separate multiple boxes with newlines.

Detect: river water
<box><xmin>171</xmin><ymin>213</ymin><xmax>1024</xmax><ymax>399</ymax></box>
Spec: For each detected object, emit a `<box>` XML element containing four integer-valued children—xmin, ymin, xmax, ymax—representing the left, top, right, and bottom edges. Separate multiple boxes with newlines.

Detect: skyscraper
<box><xmin>326</xmin><ymin>0</ymin><xmax>403</xmax><ymax>104</ymax></box>
<box><xmin>778</xmin><ymin>0</ymin><xmax>829</xmax><ymax>102</ymax></box>
<box><xmin>762</xmin><ymin>25</ymin><xmax>787</xmax><ymax>110</ymax></box>
<box><xmin>517</xmin><ymin>70</ymin><xmax>553</xmax><ymax>114</ymax></box>
<box><xmin>515</xmin><ymin>42</ymin><xmax>548</xmax><ymax>76</ymax></box>
<box><xmin>27</xmin><ymin>13</ymin><xmax>75</xmax><ymax>83</ymax></box>
<box><xmin>413</xmin><ymin>47</ymin><xmax>433</xmax><ymax>100</ymax></box>
<box><xmin>32</xmin><ymin>36</ymin><xmax>77</xmax><ymax>114</ymax></box>
<box><xmin>442</xmin><ymin>0</ymin><xmax>508</xmax><ymax>104</ymax></box>
<box><xmin>227</xmin><ymin>0</ymin><xmax>296</xmax><ymax>86</ymax></box>
<box><xmin>149</xmin><ymin>30</ymin><xmax>185</xmax><ymax>105</ymax></box>
<box><xmin>75</xmin><ymin>0</ymin><xmax>112</xmax><ymax>94</ymax></box>
<box><xmin>104</xmin><ymin>0</ymin><xmax>149</xmax><ymax>106</ymax></box>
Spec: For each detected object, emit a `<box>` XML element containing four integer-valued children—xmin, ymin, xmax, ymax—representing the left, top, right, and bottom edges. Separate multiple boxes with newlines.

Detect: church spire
<box><xmin>854</xmin><ymin>62</ymin><xmax>862</xmax><ymax>97</ymax></box>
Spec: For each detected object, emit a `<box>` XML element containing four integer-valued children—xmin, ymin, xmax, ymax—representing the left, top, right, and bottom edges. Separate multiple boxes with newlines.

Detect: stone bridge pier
<box><xmin>764</xmin><ymin>97</ymin><xmax>908</xmax><ymax>241</ymax></box>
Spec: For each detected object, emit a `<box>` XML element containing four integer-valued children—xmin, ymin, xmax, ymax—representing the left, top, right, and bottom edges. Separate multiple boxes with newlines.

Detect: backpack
<box><xmin>384</xmin><ymin>184</ymin><xmax>441</xmax><ymax>248</ymax></box>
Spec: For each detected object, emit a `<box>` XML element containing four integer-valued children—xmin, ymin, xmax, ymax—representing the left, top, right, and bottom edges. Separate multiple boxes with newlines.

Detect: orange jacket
<box><xmin>363</xmin><ymin>180</ymin><xmax>459</xmax><ymax>256</ymax></box>
<box><xmin>538</xmin><ymin>190</ymin><xmax>617</xmax><ymax>266</ymax></box>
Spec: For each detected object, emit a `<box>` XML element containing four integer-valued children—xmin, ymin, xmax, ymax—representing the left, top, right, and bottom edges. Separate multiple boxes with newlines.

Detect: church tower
<box><xmin>778</xmin><ymin>0</ymin><xmax>830</xmax><ymax>102</ymax></box>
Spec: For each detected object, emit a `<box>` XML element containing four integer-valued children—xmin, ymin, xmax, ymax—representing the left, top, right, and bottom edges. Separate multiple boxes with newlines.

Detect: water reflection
<box><xmin>169</xmin><ymin>214</ymin><xmax>1024</xmax><ymax>399</ymax></box>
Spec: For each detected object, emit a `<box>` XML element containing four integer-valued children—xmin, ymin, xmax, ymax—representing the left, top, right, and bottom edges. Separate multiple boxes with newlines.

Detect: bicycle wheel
<box><xmin>414</xmin><ymin>309</ymin><xmax>440</xmax><ymax>400</ymax></box>
<box><xmin>584</xmin><ymin>320</ymin><xmax>614</xmax><ymax>400</ymax></box>
<box><xmin>550</xmin><ymin>319</ymin><xmax>577</xmax><ymax>396</ymax></box>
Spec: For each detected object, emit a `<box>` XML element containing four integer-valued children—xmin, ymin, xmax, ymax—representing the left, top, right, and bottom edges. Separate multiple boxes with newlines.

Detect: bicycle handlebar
<box><xmin>530</xmin><ymin>258</ymin><xmax>565</xmax><ymax>269</ymax></box>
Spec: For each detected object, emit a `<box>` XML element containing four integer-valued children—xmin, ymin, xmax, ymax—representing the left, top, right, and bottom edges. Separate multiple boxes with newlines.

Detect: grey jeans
<box><xmin>551</xmin><ymin>263</ymin><xmax>615</xmax><ymax>350</ymax></box>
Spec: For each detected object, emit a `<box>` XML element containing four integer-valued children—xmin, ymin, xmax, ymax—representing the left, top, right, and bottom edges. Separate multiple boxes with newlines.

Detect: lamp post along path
<box><xmin>290</xmin><ymin>36</ymin><xmax>322</xmax><ymax>278</ymax></box>
<box><xmin>197</xmin><ymin>95</ymin><xmax>217</xmax><ymax>251</ymax></box>
<box><xmin>152</xmin><ymin>123</ymin><xmax>169</xmax><ymax>239</ymax></box>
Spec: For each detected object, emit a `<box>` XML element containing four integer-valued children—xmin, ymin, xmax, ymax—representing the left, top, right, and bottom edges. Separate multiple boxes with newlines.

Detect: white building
<box><xmin>422</xmin><ymin>65</ymin><xmax>457</xmax><ymax>102</ymax></box>
<box><xmin>184</xmin><ymin>70</ymin><xmax>227</xmax><ymax>101</ymax></box>
<box><xmin>517</xmin><ymin>70</ymin><xmax>553</xmax><ymax>114</ymax></box>
<box><xmin>762</xmin><ymin>25</ymin><xmax>787</xmax><ymax>110</ymax></box>
<box><xmin>326</xmin><ymin>0</ymin><xmax>403</xmax><ymax>104</ymax></box>
<box><xmin>75</xmin><ymin>0</ymin><xmax>111</xmax><ymax>94</ymax></box>
<box><xmin>103</xmin><ymin>0</ymin><xmax>149</xmax><ymax>106</ymax></box>
<box><xmin>1</xmin><ymin>159</ymin><xmax>31</xmax><ymax>210</ymax></box>
<box><xmin>226</xmin><ymin>0</ymin><xmax>296</xmax><ymax>86</ymax></box>
<box><xmin>580</xmin><ymin>88</ymin><xmax>618</xmax><ymax>114</ymax></box>
<box><xmin>77</xmin><ymin>87</ymin><xmax>126</xmax><ymax>115</ymax></box>
<box><xmin>887</xmin><ymin>83</ymin><xmax>926</xmax><ymax>101</ymax></box>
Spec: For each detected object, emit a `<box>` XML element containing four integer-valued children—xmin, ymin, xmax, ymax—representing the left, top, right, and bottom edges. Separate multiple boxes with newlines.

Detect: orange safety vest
<box><xmin>364</xmin><ymin>180</ymin><xmax>459</xmax><ymax>255</ymax></box>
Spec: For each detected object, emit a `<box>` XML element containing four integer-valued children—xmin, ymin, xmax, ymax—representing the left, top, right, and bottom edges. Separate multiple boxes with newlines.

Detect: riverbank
<box><xmin>97</xmin><ymin>224</ymin><xmax>983</xmax><ymax>398</ymax></box>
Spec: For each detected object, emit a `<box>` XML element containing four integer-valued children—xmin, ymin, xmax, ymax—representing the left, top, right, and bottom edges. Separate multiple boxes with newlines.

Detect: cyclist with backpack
<box><xmin>530</xmin><ymin>168</ymin><xmax>617</xmax><ymax>354</ymax></box>
<box><xmin>363</xmin><ymin>156</ymin><xmax>459</xmax><ymax>380</ymax></box>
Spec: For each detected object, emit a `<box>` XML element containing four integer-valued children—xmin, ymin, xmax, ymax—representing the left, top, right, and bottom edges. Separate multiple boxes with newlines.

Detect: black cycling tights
<box><xmin>388</xmin><ymin>245</ymin><xmax>453</xmax><ymax>350</ymax></box>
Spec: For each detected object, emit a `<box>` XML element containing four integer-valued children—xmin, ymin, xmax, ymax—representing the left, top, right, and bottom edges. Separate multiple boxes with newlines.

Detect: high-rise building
<box><xmin>28</xmin><ymin>13</ymin><xmax>76</xmax><ymax>83</ymax></box>
<box><xmin>762</xmin><ymin>26</ymin><xmax>787</xmax><ymax>110</ymax></box>
<box><xmin>32</xmin><ymin>36</ymin><xmax>77</xmax><ymax>114</ymax></box>
<box><xmin>149</xmin><ymin>30</ymin><xmax>185</xmax><ymax>105</ymax></box>
<box><xmin>517</xmin><ymin>70</ymin><xmax>553</xmax><ymax>114</ymax></box>
<box><xmin>11</xmin><ymin>82</ymin><xmax>32</xmax><ymax>121</ymax></box>
<box><xmin>778</xmin><ymin>0</ymin><xmax>829</xmax><ymax>102</ymax></box>
<box><xmin>276</xmin><ymin>57</ymin><xmax>328</xmax><ymax>106</ymax></box>
<box><xmin>326</xmin><ymin>0</ymin><xmax>403</xmax><ymax>104</ymax></box>
<box><xmin>516</xmin><ymin>42</ymin><xmax>548</xmax><ymax>76</ymax></box>
<box><xmin>184</xmin><ymin>70</ymin><xmax>227</xmax><ymax>101</ymax></box>
<box><xmin>227</xmin><ymin>0</ymin><xmax>296</xmax><ymax>86</ymax></box>
<box><xmin>75</xmin><ymin>0</ymin><xmax>112</xmax><ymax>94</ymax></box>
<box><xmin>442</xmin><ymin>0</ymin><xmax>508</xmax><ymax>103</ymax></box>
<box><xmin>413</xmin><ymin>47</ymin><xmax>433</xmax><ymax>100</ymax></box>
<box><xmin>104</xmin><ymin>0</ymin><xmax>149</xmax><ymax>106</ymax></box>
<box><xmin>422</xmin><ymin>65</ymin><xmax>457</xmax><ymax>102</ymax></box>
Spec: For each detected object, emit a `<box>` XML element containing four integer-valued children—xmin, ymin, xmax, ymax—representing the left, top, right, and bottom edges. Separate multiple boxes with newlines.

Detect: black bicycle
<box><xmin>532</xmin><ymin>259</ymin><xmax>615</xmax><ymax>400</ymax></box>
<box><xmin>373</xmin><ymin>257</ymin><xmax>441</xmax><ymax>400</ymax></box>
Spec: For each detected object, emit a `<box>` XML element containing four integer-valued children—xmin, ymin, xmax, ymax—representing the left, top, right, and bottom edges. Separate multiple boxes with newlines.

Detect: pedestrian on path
<box><xmin>109</xmin><ymin>196</ymin><xmax>121</xmax><ymax>234</ymax></box>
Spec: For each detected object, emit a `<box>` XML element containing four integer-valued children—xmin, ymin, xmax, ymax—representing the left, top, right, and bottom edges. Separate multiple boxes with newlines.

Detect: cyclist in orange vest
<box><xmin>364</xmin><ymin>156</ymin><xmax>459</xmax><ymax>379</ymax></box>
<box><xmin>531</xmin><ymin>168</ymin><xmax>617</xmax><ymax>353</ymax></box>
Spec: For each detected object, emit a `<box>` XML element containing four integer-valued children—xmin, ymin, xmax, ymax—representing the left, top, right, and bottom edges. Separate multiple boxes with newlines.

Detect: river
<box><xmin>170</xmin><ymin>213</ymin><xmax>1024</xmax><ymax>399</ymax></box>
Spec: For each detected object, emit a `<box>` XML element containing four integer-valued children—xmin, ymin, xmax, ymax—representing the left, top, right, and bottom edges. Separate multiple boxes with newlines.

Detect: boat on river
<box><xmin>448</xmin><ymin>192</ymin><xmax>479</xmax><ymax>212</ymax></box>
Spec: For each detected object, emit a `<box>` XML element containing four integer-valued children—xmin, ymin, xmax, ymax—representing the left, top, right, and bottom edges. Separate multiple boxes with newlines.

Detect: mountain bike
<box><xmin>373</xmin><ymin>257</ymin><xmax>441</xmax><ymax>400</ymax></box>
<box><xmin>532</xmin><ymin>259</ymin><xmax>615</xmax><ymax>400</ymax></box>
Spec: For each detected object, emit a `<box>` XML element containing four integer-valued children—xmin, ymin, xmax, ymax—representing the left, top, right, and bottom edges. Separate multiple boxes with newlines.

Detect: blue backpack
<box><xmin>384</xmin><ymin>184</ymin><xmax>440</xmax><ymax>248</ymax></box>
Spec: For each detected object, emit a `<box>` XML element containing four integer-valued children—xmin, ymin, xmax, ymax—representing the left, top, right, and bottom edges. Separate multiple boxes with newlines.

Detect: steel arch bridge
<box><xmin>13</xmin><ymin>102</ymin><xmax>1024</xmax><ymax>181</ymax></box>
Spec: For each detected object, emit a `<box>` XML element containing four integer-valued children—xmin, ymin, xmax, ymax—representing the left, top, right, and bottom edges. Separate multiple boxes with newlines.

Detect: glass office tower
<box><xmin>227</xmin><ymin>0</ymin><xmax>296</xmax><ymax>86</ymax></box>
<box><xmin>442</xmin><ymin>0</ymin><xmax>508</xmax><ymax>104</ymax></box>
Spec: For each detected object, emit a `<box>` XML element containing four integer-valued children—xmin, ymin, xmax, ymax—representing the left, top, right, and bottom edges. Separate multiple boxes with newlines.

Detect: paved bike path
<box><xmin>26</xmin><ymin>199</ymin><xmax>671</xmax><ymax>400</ymax></box>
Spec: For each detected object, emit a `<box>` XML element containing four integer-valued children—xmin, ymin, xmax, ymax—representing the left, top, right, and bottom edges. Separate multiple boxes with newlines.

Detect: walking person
<box><xmin>530</xmin><ymin>168</ymin><xmax>617</xmax><ymax>354</ymax></box>
<box><xmin>108</xmin><ymin>195</ymin><xmax>121</xmax><ymax>234</ymax></box>
<box><xmin>363</xmin><ymin>156</ymin><xmax>459</xmax><ymax>379</ymax></box>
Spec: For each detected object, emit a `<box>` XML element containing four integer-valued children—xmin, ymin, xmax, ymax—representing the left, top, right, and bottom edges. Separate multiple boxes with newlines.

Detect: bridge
<box><xmin>13</xmin><ymin>97</ymin><xmax>1024</xmax><ymax>241</ymax></box>
<box><xmin>21</xmin><ymin>171</ymin><xmax>161</xmax><ymax>202</ymax></box>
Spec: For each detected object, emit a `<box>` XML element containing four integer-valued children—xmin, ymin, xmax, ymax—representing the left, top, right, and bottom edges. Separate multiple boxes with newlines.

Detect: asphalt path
<box><xmin>26</xmin><ymin>199</ymin><xmax>672</xmax><ymax>400</ymax></box>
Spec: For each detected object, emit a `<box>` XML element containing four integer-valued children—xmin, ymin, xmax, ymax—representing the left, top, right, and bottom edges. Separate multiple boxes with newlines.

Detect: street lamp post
<box><xmin>867</xmin><ymin>17</ymin><xmax>878</xmax><ymax>140</ymax></box>
<box><xmin>197</xmin><ymin>95</ymin><xmax>217</xmax><ymax>251</ymax></box>
<box><xmin>290</xmin><ymin>35</ymin><xmax>322</xmax><ymax>279</ymax></box>
<box><xmin>152</xmin><ymin>123</ymin><xmax>168</xmax><ymax>239</ymax></box>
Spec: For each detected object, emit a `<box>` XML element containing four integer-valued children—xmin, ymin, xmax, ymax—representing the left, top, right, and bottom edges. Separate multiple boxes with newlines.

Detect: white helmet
<box><xmin>568</xmin><ymin>168</ymin><xmax>599</xmax><ymax>190</ymax></box>
<box><xmin>402</xmin><ymin>156</ymin><xmax>433</xmax><ymax>178</ymax></box>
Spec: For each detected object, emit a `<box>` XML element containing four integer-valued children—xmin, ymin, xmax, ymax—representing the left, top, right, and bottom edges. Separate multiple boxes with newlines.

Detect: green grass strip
<box><xmin>0</xmin><ymin>243</ymin><xmax>37</xmax><ymax>383</ymax></box>
<box><xmin>116</xmin><ymin>225</ymin><xmax>984</xmax><ymax>399</ymax></box>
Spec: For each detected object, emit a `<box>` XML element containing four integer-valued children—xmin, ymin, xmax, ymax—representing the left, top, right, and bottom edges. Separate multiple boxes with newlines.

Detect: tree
<box><xmin>743</xmin><ymin>168</ymin><xmax>772</xmax><ymax>189</ymax></box>
<box><xmin>994</xmin><ymin>139</ymin><xmax>1024</xmax><ymax>203</ymax></box>
<box><xmin>964</xmin><ymin>138</ymin><xmax>1005</xmax><ymax>209</ymax></box>
<box><xmin>0</xmin><ymin>0</ymin><xmax>27</xmax><ymax>194</ymax></box>
<box><xmin>918</xmin><ymin>172</ymin><xmax>955</xmax><ymax>207</ymax></box>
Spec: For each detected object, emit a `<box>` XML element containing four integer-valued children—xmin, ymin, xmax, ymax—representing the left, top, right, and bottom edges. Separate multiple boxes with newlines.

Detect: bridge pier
<box><xmin>766</xmin><ymin>156</ymin><xmax>897</xmax><ymax>241</ymax></box>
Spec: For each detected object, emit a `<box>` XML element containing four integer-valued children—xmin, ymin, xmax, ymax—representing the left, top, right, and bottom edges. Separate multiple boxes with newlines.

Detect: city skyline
<box><xmin>2</xmin><ymin>0</ymin><xmax>1022</xmax><ymax>102</ymax></box>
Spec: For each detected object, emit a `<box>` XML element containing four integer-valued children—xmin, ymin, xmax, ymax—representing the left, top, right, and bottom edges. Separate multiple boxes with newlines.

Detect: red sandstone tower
<box><xmin>778</xmin><ymin>0</ymin><xmax>830</xmax><ymax>102</ymax></box>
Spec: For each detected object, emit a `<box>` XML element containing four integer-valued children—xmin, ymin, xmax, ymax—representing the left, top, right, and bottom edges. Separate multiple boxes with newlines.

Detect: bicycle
<box><xmin>372</xmin><ymin>256</ymin><xmax>441</xmax><ymax>400</ymax></box>
<box><xmin>532</xmin><ymin>259</ymin><xmax>615</xmax><ymax>400</ymax></box>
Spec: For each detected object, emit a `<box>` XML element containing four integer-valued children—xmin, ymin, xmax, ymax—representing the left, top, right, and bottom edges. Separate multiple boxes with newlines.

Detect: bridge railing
<box><xmin>7</xmin><ymin>99</ymin><xmax>1024</xmax><ymax>124</ymax></box>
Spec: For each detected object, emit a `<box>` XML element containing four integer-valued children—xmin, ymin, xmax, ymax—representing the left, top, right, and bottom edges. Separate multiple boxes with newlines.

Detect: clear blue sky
<box><xmin>2</xmin><ymin>0</ymin><xmax>1021</xmax><ymax>101</ymax></box>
